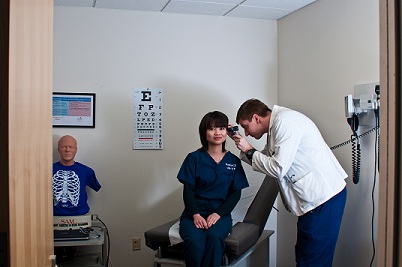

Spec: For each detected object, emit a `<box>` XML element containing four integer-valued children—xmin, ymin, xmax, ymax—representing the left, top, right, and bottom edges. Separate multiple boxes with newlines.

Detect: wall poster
<box><xmin>133</xmin><ymin>88</ymin><xmax>163</xmax><ymax>150</ymax></box>
<box><xmin>52</xmin><ymin>92</ymin><xmax>96</xmax><ymax>128</ymax></box>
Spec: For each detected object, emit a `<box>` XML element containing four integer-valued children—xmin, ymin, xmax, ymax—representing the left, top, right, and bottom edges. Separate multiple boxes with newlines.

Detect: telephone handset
<box><xmin>347</xmin><ymin>114</ymin><xmax>361</xmax><ymax>184</ymax></box>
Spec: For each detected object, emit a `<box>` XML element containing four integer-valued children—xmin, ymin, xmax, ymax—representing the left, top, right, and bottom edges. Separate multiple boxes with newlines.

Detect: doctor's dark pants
<box><xmin>179</xmin><ymin>215</ymin><xmax>232</xmax><ymax>267</ymax></box>
<box><xmin>296</xmin><ymin>187</ymin><xmax>347</xmax><ymax>267</ymax></box>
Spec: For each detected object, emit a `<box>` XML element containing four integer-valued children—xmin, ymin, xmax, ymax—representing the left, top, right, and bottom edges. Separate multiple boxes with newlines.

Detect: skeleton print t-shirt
<box><xmin>52</xmin><ymin>161</ymin><xmax>101</xmax><ymax>216</ymax></box>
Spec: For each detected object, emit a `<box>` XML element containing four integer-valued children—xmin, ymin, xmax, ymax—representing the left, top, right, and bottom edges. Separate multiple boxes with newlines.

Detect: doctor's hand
<box><xmin>234</xmin><ymin>134</ymin><xmax>254</xmax><ymax>153</ymax></box>
<box><xmin>193</xmin><ymin>214</ymin><xmax>208</xmax><ymax>229</ymax></box>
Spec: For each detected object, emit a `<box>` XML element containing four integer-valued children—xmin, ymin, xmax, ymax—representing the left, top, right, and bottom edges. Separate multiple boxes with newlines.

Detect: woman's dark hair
<box><xmin>198</xmin><ymin>111</ymin><xmax>228</xmax><ymax>152</ymax></box>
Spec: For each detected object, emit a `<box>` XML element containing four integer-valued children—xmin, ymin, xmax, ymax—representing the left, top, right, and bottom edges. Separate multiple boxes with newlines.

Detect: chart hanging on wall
<box><xmin>52</xmin><ymin>92</ymin><xmax>96</xmax><ymax>128</ymax></box>
<box><xmin>133</xmin><ymin>88</ymin><xmax>163</xmax><ymax>150</ymax></box>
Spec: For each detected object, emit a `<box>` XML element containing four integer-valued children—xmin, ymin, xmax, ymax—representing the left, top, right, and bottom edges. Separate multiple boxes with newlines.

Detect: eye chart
<box><xmin>133</xmin><ymin>88</ymin><xmax>163</xmax><ymax>150</ymax></box>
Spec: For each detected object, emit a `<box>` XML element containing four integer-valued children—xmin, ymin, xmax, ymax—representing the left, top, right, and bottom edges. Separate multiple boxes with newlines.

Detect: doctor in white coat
<box><xmin>230</xmin><ymin>98</ymin><xmax>347</xmax><ymax>267</ymax></box>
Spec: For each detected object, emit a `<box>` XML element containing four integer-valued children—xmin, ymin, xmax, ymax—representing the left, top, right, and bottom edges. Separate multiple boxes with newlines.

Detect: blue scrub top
<box><xmin>178</xmin><ymin>150</ymin><xmax>248</xmax><ymax>214</ymax></box>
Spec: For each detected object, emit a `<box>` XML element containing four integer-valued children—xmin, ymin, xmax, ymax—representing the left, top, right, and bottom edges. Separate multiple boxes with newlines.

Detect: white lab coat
<box><xmin>241</xmin><ymin>105</ymin><xmax>347</xmax><ymax>216</ymax></box>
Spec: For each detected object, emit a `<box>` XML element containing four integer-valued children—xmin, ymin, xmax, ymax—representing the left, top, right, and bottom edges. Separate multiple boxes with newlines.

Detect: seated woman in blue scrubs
<box><xmin>177</xmin><ymin>111</ymin><xmax>249</xmax><ymax>267</ymax></box>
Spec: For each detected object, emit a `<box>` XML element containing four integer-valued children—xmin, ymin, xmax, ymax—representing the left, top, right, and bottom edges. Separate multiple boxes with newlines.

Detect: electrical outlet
<box><xmin>91</xmin><ymin>214</ymin><xmax>98</xmax><ymax>221</ymax></box>
<box><xmin>132</xmin><ymin>237</ymin><xmax>141</xmax><ymax>251</ymax></box>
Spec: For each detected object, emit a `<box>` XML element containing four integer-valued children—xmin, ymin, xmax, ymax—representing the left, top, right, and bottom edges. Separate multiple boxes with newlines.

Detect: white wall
<box><xmin>278</xmin><ymin>0</ymin><xmax>379</xmax><ymax>266</ymax></box>
<box><xmin>53</xmin><ymin>7</ymin><xmax>277</xmax><ymax>267</ymax></box>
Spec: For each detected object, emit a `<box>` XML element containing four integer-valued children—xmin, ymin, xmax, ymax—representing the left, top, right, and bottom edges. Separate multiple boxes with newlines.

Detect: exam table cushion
<box><xmin>224</xmin><ymin>222</ymin><xmax>260</xmax><ymax>258</ymax></box>
<box><xmin>145</xmin><ymin>219</ymin><xmax>177</xmax><ymax>250</ymax></box>
<box><xmin>144</xmin><ymin>219</ymin><xmax>260</xmax><ymax>259</ymax></box>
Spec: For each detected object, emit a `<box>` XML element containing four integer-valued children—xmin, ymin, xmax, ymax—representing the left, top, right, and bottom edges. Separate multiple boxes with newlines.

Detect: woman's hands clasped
<box><xmin>193</xmin><ymin>213</ymin><xmax>221</xmax><ymax>229</ymax></box>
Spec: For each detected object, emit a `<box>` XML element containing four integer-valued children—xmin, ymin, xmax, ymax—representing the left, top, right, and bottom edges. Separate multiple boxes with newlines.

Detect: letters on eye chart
<box><xmin>133</xmin><ymin>88</ymin><xmax>163</xmax><ymax>150</ymax></box>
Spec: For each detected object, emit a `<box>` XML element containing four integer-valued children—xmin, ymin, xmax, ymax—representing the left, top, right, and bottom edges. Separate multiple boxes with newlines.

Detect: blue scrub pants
<box><xmin>295</xmin><ymin>187</ymin><xmax>347</xmax><ymax>267</ymax></box>
<box><xmin>179</xmin><ymin>215</ymin><xmax>232</xmax><ymax>267</ymax></box>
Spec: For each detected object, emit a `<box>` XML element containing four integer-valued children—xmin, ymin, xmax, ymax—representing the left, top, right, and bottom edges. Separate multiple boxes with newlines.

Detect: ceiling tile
<box><xmin>242</xmin><ymin>0</ymin><xmax>316</xmax><ymax>10</ymax></box>
<box><xmin>163</xmin><ymin>0</ymin><xmax>237</xmax><ymax>16</ymax></box>
<box><xmin>54</xmin><ymin>0</ymin><xmax>319</xmax><ymax>20</ymax></box>
<box><xmin>178</xmin><ymin>0</ymin><xmax>243</xmax><ymax>4</ymax></box>
<box><xmin>95</xmin><ymin>0</ymin><xmax>170</xmax><ymax>11</ymax></box>
<box><xmin>227</xmin><ymin>5</ymin><xmax>291</xmax><ymax>20</ymax></box>
<box><xmin>54</xmin><ymin>0</ymin><xmax>94</xmax><ymax>7</ymax></box>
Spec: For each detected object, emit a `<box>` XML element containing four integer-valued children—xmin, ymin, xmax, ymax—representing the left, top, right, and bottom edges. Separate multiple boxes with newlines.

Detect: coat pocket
<box><xmin>290</xmin><ymin>172</ymin><xmax>323</xmax><ymax>205</ymax></box>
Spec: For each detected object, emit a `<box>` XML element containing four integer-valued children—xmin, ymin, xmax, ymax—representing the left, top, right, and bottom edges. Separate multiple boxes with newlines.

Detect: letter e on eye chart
<box><xmin>133</xmin><ymin>88</ymin><xmax>163</xmax><ymax>150</ymax></box>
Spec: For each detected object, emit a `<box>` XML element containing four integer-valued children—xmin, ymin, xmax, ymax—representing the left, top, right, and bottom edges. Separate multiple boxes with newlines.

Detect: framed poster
<box><xmin>133</xmin><ymin>88</ymin><xmax>163</xmax><ymax>150</ymax></box>
<box><xmin>52</xmin><ymin>92</ymin><xmax>96</xmax><ymax>128</ymax></box>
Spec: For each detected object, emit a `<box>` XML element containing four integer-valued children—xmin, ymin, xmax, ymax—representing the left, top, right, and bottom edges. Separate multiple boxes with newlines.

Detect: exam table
<box><xmin>144</xmin><ymin>175</ymin><xmax>279</xmax><ymax>266</ymax></box>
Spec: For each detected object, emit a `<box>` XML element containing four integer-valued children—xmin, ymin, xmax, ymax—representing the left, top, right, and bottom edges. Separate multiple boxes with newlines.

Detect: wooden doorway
<box><xmin>378</xmin><ymin>0</ymin><xmax>401</xmax><ymax>266</ymax></box>
<box><xmin>1</xmin><ymin>0</ymin><xmax>54</xmax><ymax>266</ymax></box>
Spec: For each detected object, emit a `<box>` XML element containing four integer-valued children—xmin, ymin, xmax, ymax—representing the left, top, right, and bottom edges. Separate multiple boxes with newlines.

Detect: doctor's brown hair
<box><xmin>236</xmin><ymin>99</ymin><xmax>271</xmax><ymax>124</ymax></box>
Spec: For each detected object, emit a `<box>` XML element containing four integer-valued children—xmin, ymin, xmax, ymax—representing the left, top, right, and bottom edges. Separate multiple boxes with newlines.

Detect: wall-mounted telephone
<box><xmin>341</xmin><ymin>82</ymin><xmax>380</xmax><ymax>184</ymax></box>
